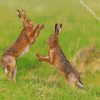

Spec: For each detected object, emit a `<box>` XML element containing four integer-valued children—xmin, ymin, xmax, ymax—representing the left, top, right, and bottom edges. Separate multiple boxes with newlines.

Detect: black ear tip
<box><xmin>55</xmin><ymin>23</ymin><xmax>62</xmax><ymax>28</ymax></box>
<box><xmin>16</xmin><ymin>10</ymin><xmax>20</xmax><ymax>12</ymax></box>
<box><xmin>16</xmin><ymin>10</ymin><xmax>21</xmax><ymax>18</ymax></box>
<box><xmin>16</xmin><ymin>10</ymin><xmax>20</xmax><ymax>15</ymax></box>
<box><xmin>55</xmin><ymin>23</ymin><xmax>58</xmax><ymax>27</ymax></box>
<box><xmin>60</xmin><ymin>24</ymin><xmax>62</xmax><ymax>28</ymax></box>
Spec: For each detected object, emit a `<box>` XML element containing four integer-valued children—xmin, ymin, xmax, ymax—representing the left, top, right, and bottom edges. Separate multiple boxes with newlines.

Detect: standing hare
<box><xmin>36</xmin><ymin>24</ymin><xmax>83</xmax><ymax>89</ymax></box>
<box><xmin>1</xmin><ymin>10</ymin><xmax>44</xmax><ymax>82</ymax></box>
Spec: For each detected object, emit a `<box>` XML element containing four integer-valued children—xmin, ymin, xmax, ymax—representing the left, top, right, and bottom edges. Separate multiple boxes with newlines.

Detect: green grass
<box><xmin>0</xmin><ymin>0</ymin><xmax>100</xmax><ymax>100</ymax></box>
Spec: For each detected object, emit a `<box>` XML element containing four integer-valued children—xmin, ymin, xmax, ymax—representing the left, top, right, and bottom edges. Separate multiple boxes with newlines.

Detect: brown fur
<box><xmin>36</xmin><ymin>24</ymin><xmax>83</xmax><ymax>88</ymax></box>
<box><xmin>1</xmin><ymin>10</ymin><xmax>44</xmax><ymax>82</ymax></box>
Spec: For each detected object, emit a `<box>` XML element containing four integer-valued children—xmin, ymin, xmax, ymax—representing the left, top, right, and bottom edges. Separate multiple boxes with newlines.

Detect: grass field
<box><xmin>0</xmin><ymin>0</ymin><xmax>100</xmax><ymax>100</ymax></box>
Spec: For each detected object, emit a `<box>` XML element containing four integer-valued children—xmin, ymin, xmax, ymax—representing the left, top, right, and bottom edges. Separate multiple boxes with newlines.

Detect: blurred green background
<box><xmin>0</xmin><ymin>0</ymin><xmax>100</xmax><ymax>100</ymax></box>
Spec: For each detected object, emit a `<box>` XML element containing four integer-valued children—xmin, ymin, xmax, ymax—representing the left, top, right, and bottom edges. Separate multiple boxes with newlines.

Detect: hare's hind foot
<box><xmin>2</xmin><ymin>55</ymin><xmax>17</xmax><ymax>82</ymax></box>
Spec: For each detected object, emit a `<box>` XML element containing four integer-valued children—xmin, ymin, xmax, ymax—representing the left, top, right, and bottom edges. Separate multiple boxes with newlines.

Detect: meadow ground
<box><xmin>0</xmin><ymin>0</ymin><xmax>100</xmax><ymax>100</ymax></box>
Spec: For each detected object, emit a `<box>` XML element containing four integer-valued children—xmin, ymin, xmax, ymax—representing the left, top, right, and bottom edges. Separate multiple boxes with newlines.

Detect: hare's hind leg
<box><xmin>9</xmin><ymin>62</ymin><xmax>17</xmax><ymax>82</ymax></box>
<box><xmin>12</xmin><ymin>66</ymin><xmax>17</xmax><ymax>82</ymax></box>
<box><xmin>2</xmin><ymin>55</ymin><xmax>16</xmax><ymax>82</ymax></box>
<box><xmin>6</xmin><ymin>64</ymin><xmax>16</xmax><ymax>82</ymax></box>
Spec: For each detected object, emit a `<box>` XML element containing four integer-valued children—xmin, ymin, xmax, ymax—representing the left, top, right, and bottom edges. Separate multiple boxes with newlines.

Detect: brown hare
<box><xmin>1</xmin><ymin>10</ymin><xmax>44</xmax><ymax>82</ymax></box>
<box><xmin>36</xmin><ymin>24</ymin><xmax>83</xmax><ymax>89</ymax></box>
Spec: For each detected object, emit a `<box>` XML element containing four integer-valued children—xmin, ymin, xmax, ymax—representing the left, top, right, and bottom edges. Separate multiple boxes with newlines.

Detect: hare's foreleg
<box><xmin>31</xmin><ymin>24</ymin><xmax>45</xmax><ymax>43</ymax></box>
<box><xmin>36</xmin><ymin>54</ymin><xmax>50</xmax><ymax>62</ymax></box>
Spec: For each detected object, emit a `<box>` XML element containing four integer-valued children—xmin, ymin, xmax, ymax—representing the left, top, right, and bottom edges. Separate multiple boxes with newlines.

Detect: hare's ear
<box><xmin>60</xmin><ymin>24</ymin><xmax>62</xmax><ymax>29</ymax></box>
<box><xmin>55</xmin><ymin>23</ymin><xmax>62</xmax><ymax>34</ymax></box>
<box><xmin>21</xmin><ymin>9</ymin><xmax>27</xmax><ymax>17</ymax></box>
<box><xmin>55</xmin><ymin>23</ymin><xmax>58</xmax><ymax>33</ymax></box>
<box><xmin>16</xmin><ymin>10</ymin><xmax>21</xmax><ymax>18</ymax></box>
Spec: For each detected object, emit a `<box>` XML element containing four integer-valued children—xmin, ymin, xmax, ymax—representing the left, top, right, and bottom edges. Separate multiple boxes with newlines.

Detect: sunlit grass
<box><xmin>0</xmin><ymin>0</ymin><xmax>100</xmax><ymax>100</ymax></box>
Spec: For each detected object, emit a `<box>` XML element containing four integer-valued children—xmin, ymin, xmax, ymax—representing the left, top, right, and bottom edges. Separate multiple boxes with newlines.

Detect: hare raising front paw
<box><xmin>1</xmin><ymin>10</ymin><xmax>44</xmax><ymax>82</ymax></box>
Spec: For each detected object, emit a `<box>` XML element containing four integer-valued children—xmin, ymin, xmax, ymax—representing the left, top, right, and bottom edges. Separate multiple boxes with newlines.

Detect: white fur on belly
<box><xmin>19</xmin><ymin>46</ymin><xmax>30</xmax><ymax>58</ymax></box>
